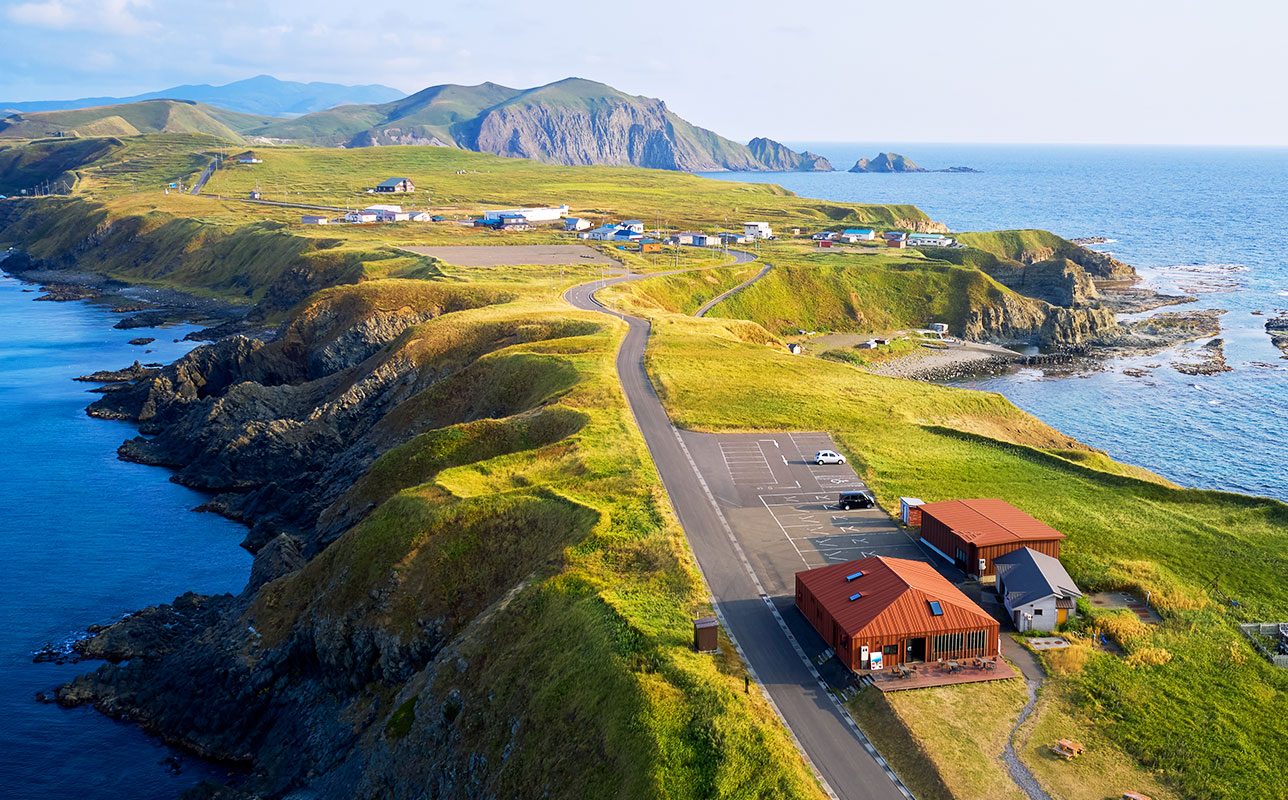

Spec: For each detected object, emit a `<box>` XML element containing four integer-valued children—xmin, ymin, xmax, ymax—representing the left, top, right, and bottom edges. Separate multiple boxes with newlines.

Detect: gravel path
<box><xmin>1000</xmin><ymin>638</ymin><xmax>1054</xmax><ymax>800</ymax></box>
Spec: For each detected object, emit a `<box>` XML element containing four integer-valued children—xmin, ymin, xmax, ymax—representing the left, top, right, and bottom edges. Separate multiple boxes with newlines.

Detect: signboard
<box><xmin>869</xmin><ymin>650</ymin><xmax>883</xmax><ymax>671</ymax></box>
<box><xmin>860</xmin><ymin>645</ymin><xmax>869</xmax><ymax>669</ymax></box>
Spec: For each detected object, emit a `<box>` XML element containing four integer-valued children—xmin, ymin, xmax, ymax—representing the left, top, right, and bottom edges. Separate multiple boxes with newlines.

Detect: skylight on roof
<box><xmin>928</xmin><ymin>600</ymin><xmax>944</xmax><ymax>616</ymax></box>
<box><xmin>849</xmin><ymin>592</ymin><xmax>863</xmax><ymax>601</ymax></box>
<box><xmin>845</xmin><ymin>571</ymin><xmax>864</xmax><ymax>582</ymax></box>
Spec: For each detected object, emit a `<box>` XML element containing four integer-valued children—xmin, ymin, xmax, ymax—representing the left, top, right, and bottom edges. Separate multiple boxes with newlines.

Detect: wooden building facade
<box><xmin>795</xmin><ymin>556</ymin><xmax>999</xmax><ymax>671</ymax></box>
<box><xmin>917</xmin><ymin>498</ymin><xmax>1065</xmax><ymax>578</ymax></box>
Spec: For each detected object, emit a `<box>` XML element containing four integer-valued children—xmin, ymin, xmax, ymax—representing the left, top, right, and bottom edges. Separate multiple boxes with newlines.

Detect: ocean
<box><xmin>700</xmin><ymin>143</ymin><xmax>1288</xmax><ymax>501</ymax></box>
<box><xmin>0</xmin><ymin>273</ymin><xmax>251</xmax><ymax>800</ymax></box>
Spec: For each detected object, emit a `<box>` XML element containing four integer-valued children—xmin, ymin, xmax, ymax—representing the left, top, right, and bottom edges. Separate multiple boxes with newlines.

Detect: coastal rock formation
<box><xmin>746</xmin><ymin>138</ymin><xmax>835</xmax><ymax>171</ymax></box>
<box><xmin>850</xmin><ymin>152</ymin><xmax>925</xmax><ymax>173</ymax></box>
<box><xmin>54</xmin><ymin>282</ymin><xmax>615</xmax><ymax>799</ymax></box>
<box><xmin>1174</xmin><ymin>337</ymin><xmax>1234</xmax><ymax>375</ymax></box>
<box><xmin>848</xmin><ymin>152</ymin><xmax>978</xmax><ymax>173</ymax></box>
<box><xmin>1266</xmin><ymin>315</ymin><xmax>1288</xmax><ymax>357</ymax></box>
<box><xmin>963</xmin><ymin>289</ymin><xmax>1119</xmax><ymax>349</ymax></box>
<box><xmin>978</xmin><ymin>257</ymin><xmax>1100</xmax><ymax>308</ymax></box>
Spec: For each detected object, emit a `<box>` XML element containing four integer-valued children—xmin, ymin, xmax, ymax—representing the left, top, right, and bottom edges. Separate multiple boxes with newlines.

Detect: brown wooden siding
<box><xmin>796</xmin><ymin>574</ymin><xmax>999</xmax><ymax>671</ymax></box>
<box><xmin>920</xmin><ymin>515</ymin><xmax>1061</xmax><ymax>577</ymax></box>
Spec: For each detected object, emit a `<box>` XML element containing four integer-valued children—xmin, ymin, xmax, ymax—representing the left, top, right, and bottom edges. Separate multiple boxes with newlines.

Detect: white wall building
<box><xmin>301</xmin><ymin>215</ymin><xmax>329</xmax><ymax>225</ymax></box>
<box><xmin>744</xmin><ymin>221</ymin><xmax>772</xmax><ymax>239</ymax></box>
<box><xmin>345</xmin><ymin>211</ymin><xmax>378</xmax><ymax>224</ymax></box>
<box><xmin>994</xmin><ymin>547</ymin><xmax>1082</xmax><ymax>633</ymax></box>
<box><xmin>482</xmin><ymin>205</ymin><xmax>570</xmax><ymax>223</ymax></box>
<box><xmin>908</xmin><ymin>233</ymin><xmax>955</xmax><ymax>247</ymax></box>
<box><xmin>565</xmin><ymin>217</ymin><xmax>592</xmax><ymax>231</ymax></box>
<box><xmin>582</xmin><ymin>225</ymin><xmax>622</xmax><ymax>241</ymax></box>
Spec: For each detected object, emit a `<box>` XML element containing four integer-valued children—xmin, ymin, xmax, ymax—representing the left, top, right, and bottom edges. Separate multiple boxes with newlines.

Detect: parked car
<box><xmin>838</xmin><ymin>490</ymin><xmax>875</xmax><ymax>510</ymax></box>
<box><xmin>814</xmin><ymin>450</ymin><xmax>846</xmax><ymax>465</ymax></box>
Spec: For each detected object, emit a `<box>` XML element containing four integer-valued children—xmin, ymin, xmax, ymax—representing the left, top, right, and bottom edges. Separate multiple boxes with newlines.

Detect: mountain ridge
<box><xmin>0</xmin><ymin>75</ymin><xmax>404</xmax><ymax>118</ymax></box>
<box><xmin>0</xmin><ymin>77</ymin><xmax>831</xmax><ymax>173</ymax></box>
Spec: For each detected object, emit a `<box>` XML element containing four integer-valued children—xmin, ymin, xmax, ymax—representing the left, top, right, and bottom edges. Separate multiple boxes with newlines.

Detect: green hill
<box><xmin>0</xmin><ymin>99</ymin><xmax>278</xmax><ymax>142</ymax></box>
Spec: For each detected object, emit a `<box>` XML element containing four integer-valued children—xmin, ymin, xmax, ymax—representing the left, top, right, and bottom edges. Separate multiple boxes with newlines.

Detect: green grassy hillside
<box><xmin>956</xmin><ymin>229</ymin><xmax>1134</xmax><ymax>280</ymax></box>
<box><xmin>0</xmin><ymin>99</ymin><xmax>274</xmax><ymax>142</ymax></box>
<box><xmin>0</xmin><ymin>136</ymin><xmax>121</xmax><ymax>194</ymax></box>
<box><xmin>631</xmin><ymin>307</ymin><xmax>1288</xmax><ymax>800</ymax></box>
<box><xmin>241</xmin><ymin>285</ymin><xmax>829</xmax><ymax>798</ymax></box>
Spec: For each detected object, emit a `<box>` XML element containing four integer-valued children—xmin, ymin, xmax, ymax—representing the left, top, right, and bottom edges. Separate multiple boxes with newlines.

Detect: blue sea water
<box><xmin>701</xmin><ymin>144</ymin><xmax>1288</xmax><ymax>500</ymax></box>
<box><xmin>0</xmin><ymin>273</ymin><xmax>251</xmax><ymax>800</ymax></box>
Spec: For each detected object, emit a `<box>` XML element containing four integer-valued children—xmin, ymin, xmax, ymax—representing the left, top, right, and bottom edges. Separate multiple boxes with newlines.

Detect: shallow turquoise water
<box><xmin>0</xmin><ymin>273</ymin><xmax>251</xmax><ymax>799</ymax></box>
<box><xmin>702</xmin><ymin>144</ymin><xmax>1288</xmax><ymax>500</ymax></box>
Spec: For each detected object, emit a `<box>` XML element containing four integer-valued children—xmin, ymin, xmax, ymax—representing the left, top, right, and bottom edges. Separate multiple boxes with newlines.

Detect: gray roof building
<box><xmin>994</xmin><ymin>547</ymin><xmax>1081</xmax><ymax>607</ymax></box>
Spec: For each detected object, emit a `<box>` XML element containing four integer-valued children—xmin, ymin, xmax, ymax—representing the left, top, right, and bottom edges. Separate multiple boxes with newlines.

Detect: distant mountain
<box><xmin>0</xmin><ymin>75</ymin><xmax>404</xmax><ymax>119</ymax></box>
<box><xmin>255</xmin><ymin>77</ymin><xmax>829</xmax><ymax>172</ymax></box>
<box><xmin>849</xmin><ymin>151</ymin><xmax>979</xmax><ymax>174</ymax></box>
<box><xmin>0</xmin><ymin>77</ymin><xmax>827</xmax><ymax>173</ymax></box>
<box><xmin>746</xmin><ymin>138</ymin><xmax>833</xmax><ymax>171</ymax></box>
<box><xmin>0</xmin><ymin>99</ymin><xmax>275</xmax><ymax>141</ymax></box>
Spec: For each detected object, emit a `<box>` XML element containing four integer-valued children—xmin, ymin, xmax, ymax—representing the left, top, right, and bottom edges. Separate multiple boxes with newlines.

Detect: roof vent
<box><xmin>928</xmin><ymin>600</ymin><xmax>944</xmax><ymax>616</ymax></box>
<box><xmin>849</xmin><ymin>592</ymin><xmax>863</xmax><ymax>601</ymax></box>
<box><xmin>845</xmin><ymin>571</ymin><xmax>864</xmax><ymax>582</ymax></box>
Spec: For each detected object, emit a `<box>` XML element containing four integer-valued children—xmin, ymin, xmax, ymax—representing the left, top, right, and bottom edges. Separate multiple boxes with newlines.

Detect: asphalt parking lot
<box><xmin>678</xmin><ymin>430</ymin><xmax>926</xmax><ymax>597</ymax></box>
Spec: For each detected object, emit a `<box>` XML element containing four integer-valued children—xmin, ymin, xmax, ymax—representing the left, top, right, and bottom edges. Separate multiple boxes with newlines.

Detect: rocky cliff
<box><xmin>746</xmin><ymin>138</ymin><xmax>834</xmax><ymax>171</ymax></box>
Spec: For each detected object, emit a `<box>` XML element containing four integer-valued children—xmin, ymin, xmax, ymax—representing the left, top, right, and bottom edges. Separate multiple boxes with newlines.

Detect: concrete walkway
<box><xmin>695</xmin><ymin>261</ymin><xmax>773</xmax><ymax>317</ymax></box>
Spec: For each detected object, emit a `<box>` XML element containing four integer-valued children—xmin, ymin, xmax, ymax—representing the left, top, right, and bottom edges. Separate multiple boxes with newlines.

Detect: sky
<box><xmin>0</xmin><ymin>0</ymin><xmax>1285</xmax><ymax>146</ymax></box>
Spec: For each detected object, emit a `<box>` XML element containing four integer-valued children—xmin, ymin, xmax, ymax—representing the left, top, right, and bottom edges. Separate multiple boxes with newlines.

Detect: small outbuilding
<box><xmin>994</xmin><ymin>547</ymin><xmax>1082</xmax><ymax>631</ymax></box>
<box><xmin>796</xmin><ymin>556</ymin><xmax>999</xmax><ymax>671</ymax></box>
<box><xmin>900</xmin><ymin>497</ymin><xmax>924</xmax><ymax>526</ymax></box>
<box><xmin>565</xmin><ymin>217</ymin><xmax>592</xmax><ymax>231</ymax></box>
<box><xmin>917</xmin><ymin>499</ymin><xmax>1066</xmax><ymax>578</ymax></box>
<box><xmin>301</xmin><ymin>214</ymin><xmax>329</xmax><ymax>225</ymax></box>
<box><xmin>375</xmin><ymin>177</ymin><xmax>415</xmax><ymax>193</ymax></box>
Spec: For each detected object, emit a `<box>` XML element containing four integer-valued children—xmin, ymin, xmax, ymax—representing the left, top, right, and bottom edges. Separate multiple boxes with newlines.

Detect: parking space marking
<box><xmin>719</xmin><ymin>441</ymin><xmax>781</xmax><ymax>486</ymax></box>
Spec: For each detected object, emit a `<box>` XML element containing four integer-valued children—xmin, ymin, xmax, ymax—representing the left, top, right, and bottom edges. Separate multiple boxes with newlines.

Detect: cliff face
<box><xmin>963</xmin><ymin>289</ymin><xmax>1119</xmax><ymax>348</ymax></box>
<box><xmin>977</xmin><ymin>257</ymin><xmax>1100</xmax><ymax>307</ymax></box>
<box><xmin>746</xmin><ymin>137</ymin><xmax>834</xmax><ymax>171</ymax></box>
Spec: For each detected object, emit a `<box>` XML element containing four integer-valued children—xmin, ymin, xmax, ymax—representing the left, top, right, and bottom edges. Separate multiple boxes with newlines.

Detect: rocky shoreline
<box><xmin>1266</xmin><ymin>314</ymin><xmax>1288</xmax><ymax>357</ymax></box>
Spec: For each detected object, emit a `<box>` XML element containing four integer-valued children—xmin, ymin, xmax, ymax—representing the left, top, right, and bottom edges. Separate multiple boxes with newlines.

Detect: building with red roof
<box><xmin>795</xmin><ymin>556</ymin><xmax>999</xmax><ymax>672</ymax></box>
<box><xmin>917</xmin><ymin>498</ymin><xmax>1066</xmax><ymax>578</ymax></box>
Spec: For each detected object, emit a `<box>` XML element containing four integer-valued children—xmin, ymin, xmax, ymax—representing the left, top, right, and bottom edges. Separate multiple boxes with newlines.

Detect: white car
<box><xmin>814</xmin><ymin>450</ymin><xmax>846</xmax><ymax>465</ymax></box>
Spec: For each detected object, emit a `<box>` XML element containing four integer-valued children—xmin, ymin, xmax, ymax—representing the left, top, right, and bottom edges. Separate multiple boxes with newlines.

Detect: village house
<box><xmin>345</xmin><ymin>210</ymin><xmax>378</xmax><ymax>224</ymax></box>
<box><xmin>300</xmin><ymin>215</ymin><xmax>329</xmax><ymax>225</ymax></box>
<box><xmin>236</xmin><ymin>151</ymin><xmax>263</xmax><ymax>164</ymax></box>
<box><xmin>993</xmin><ymin>547</ymin><xmax>1083</xmax><ymax>632</ymax></box>
<box><xmin>744</xmin><ymin>221</ymin><xmax>772</xmax><ymax>239</ymax></box>
<box><xmin>916</xmin><ymin>499</ymin><xmax>1067</xmax><ymax>578</ymax></box>
<box><xmin>719</xmin><ymin>232</ymin><xmax>751</xmax><ymax>244</ymax></box>
<box><xmin>692</xmin><ymin>233</ymin><xmax>722</xmax><ymax>247</ymax></box>
<box><xmin>908</xmin><ymin>233</ymin><xmax>955</xmax><ymax>247</ymax></box>
<box><xmin>669</xmin><ymin>232</ymin><xmax>699</xmax><ymax>246</ymax></box>
<box><xmin>365</xmin><ymin>204</ymin><xmax>407</xmax><ymax>222</ymax></box>
<box><xmin>613</xmin><ymin>227</ymin><xmax>643</xmax><ymax>242</ymax></box>
<box><xmin>812</xmin><ymin>231</ymin><xmax>838</xmax><ymax>241</ymax></box>
<box><xmin>621</xmin><ymin>220</ymin><xmax>645</xmax><ymax>234</ymax></box>
<box><xmin>407</xmin><ymin>211</ymin><xmax>432</xmax><ymax>222</ymax></box>
<box><xmin>498</xmin><ymin>213</ymin><xmax>531</xmax><ymax>231</ymax></box>
<box><xmin>841</xmin><ymin>228</ymin><xmax>876</xmax><ymax>242</ymax></box>
<box><xmin>795</xmin><ymin>556</ymin><xmax>1000</xmax><ymax>671</ymax></box>
<box><xmin>581</xmin><ymin>224</ymin><xmax>622</xmax><ymax>241</ymax></box>
<box><xmin>565</xmin><ymin>217</ymin><xmax>592</xmax><ymax>231</ymax></box>
<box><xmin>375</xmin><ymin>177</ymin><xmax>415</xmax><ymax>193</ymax></box>
<box><xmin>483</xmin><ymin>205</ymin><xmax>569</xmax><ymax>223</ymax></box>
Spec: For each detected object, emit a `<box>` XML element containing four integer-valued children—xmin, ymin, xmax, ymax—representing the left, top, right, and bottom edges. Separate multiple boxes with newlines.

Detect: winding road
<box><xmin>565</xmin><ymin>254</ymin><xmax>908</xmax><ymax>800</ymax></box>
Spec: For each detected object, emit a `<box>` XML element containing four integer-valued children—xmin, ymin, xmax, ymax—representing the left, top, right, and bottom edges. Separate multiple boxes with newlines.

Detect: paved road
<box><xmin>565</xmin><ymin>254</ymin><xmax>909</xmax><ymax>800</ymax></box>
<box><xmin>695</xmin><ymin>262</ymin><xmax>774</xmax><ymax>317</ymax></box>
<box><xmin>189</xmin><ymin>158</ymin><xmax>217</xmax><ymax>195</ymax></box>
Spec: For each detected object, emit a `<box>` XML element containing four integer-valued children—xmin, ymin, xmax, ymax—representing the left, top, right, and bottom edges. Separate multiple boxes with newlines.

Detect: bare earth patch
<box><xmin>401</xmin><ymin>244</ymin><xmax>619</xmax><ymax>267</ymax></box>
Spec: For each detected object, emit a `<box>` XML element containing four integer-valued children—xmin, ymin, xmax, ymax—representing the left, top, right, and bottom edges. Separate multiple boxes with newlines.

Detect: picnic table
<box><xmin>1050</xmin><ymin>738</ymin><xmax>1086</xmax><ymax>760</ymax></box>
<box><xmin>972</xmin><ymin>656</ymin><xmax>998</xmax><ymax>671</ymax></box>
<box><xmin>946</xmin><ymin>659</ymin><xmax>961</xmax><ymax>673</ymax></box>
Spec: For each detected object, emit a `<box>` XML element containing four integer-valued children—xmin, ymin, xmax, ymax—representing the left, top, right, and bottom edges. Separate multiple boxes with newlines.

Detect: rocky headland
<box><xmin>1267</xmin><ymin>314</ymin><xmax>1288</xmax><ymax>357</ymax></box>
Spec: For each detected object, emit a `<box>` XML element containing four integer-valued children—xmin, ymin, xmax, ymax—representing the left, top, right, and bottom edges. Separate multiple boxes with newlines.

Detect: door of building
<box><xmin>906</xmin><ymin>637</ymin><xmax>926</xmax><ymax>663</ymax></box>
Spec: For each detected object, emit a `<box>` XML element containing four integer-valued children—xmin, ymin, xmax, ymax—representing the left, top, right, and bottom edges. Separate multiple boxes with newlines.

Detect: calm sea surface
<box><xmin>702</xmin><ymin>144</ymin><xmax>1288</xmax><ymax>500</ymax></box>
<box><xmin>0</xmin><ymin>272</ymin><xmax>250</xmax><ymax>799</ymax></box>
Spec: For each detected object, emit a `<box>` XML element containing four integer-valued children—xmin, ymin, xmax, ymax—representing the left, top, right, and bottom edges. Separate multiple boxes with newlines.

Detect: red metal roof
<box><xmin>918</xmin><ymin>499</ymin><xmax>1066</xmax><ymax>546</ymax></box>
<box><xmin>796</xmin><ymin>556</ymin><xmax>995</xmax><ymax>638</ymax></box>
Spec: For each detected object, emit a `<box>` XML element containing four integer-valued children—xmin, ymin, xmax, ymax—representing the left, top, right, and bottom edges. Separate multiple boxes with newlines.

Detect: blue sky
<box><xmin>0</xmin><ymin>0</ymin><xmax>1284</xmax><ymax>145</ymax></box>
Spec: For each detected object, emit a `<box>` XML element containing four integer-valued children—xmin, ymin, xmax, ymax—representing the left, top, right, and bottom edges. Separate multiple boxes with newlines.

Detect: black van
<box><xmin>838</xmin><ymin>490</ymin><xmax>875</xmax><ymax>510</ymax></box>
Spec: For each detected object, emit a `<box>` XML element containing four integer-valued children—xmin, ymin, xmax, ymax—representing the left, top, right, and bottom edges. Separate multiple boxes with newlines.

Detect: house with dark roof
<box><xmin>916</xmin><ymin>498</ymin><xmax>1066</xmax><ymax>578</ymax></box>
<box><xmin>375</xmin><ymin>177</ymin><xmax>414</xmax><ymax>193</ymax></box>
<box><xmin>994</xmin><ymin>547</ymin><xmax>1082</xmax><ymax>632</ymax></box>
<box><xmin>795</xmin><ymin>556</ymin><xmax>999</xmax><ymax>671</ymax></box>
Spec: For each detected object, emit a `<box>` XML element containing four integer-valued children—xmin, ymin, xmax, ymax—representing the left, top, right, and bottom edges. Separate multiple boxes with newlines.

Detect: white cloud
<box><xmin>7</xmin><ymin>0</ymin><xmax>156</xmax><ymax>35</ymax></box>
